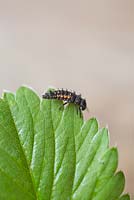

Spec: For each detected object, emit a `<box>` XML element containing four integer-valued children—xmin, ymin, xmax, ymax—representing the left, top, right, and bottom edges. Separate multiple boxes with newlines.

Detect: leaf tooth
<box><xmin>1</xmin><ymin>91</ymin><xmax>37</xmax><ymax>199</ymax></box>
<box><xmin>90</xmin><ymin>147</ymin><xmax>118</xmax><ymax>198</ymax></box>
<box><xmin>76</xmin><ymin>118</ymin><xmax>98</xmax><ymax>153</ymax></box>
<box><xmin>73</xmin><ymin>128</ymin><xmax>109</xmax><ymax>196</ymax></box>
<box><xmin>117</xmin><ymin>194</ymin><xmax>130</xmax><ymax>200</ymax></box>
<box><xmin>92</xmin><ymin>171</ymin><xmax>125</xmax><ymax>200</ymax></box>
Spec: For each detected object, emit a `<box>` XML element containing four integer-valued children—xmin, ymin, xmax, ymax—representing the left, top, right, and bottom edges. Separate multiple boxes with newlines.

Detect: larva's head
<box><xmin>80</xmin><ymin>99</ymin><xmax>87</xmax><ymax>111</ymax></box>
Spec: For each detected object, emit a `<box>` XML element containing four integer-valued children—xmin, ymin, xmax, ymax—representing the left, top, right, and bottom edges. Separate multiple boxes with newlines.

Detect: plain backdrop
<box><xmin>0</xmin><ymin>0</ymin><xmax>134</xmax><ymax>197</ymax></box>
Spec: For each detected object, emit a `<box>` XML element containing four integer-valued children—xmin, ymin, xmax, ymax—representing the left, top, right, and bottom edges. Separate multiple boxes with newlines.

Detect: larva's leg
<box><xmin>76</xmin><ymin>106</ymin><xmax>79</xmax><ymax>115</ymax></box>
<box><xmin>59</xmin><ymin>102</ymin><xmax>68</xmax><ymax>110</ymax></box>
<box><xmin>63</xmin><ymin>102</ymin><xmax>68</xmax><ymax>106</ymax></box>
<box><xmin>79</xmin><ymin>107</ymin><xmax>82</xmax><ymax>118</ymax></box>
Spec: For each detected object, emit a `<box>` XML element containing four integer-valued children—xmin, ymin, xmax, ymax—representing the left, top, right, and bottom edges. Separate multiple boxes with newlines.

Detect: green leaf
<box><xmin>117</xmin><ymin>194</ymin><xmax>130</xmax><ymax>200</ymax></box>
<box><xmin>0</xmin><ymin>86</ymin><xmax>130</xmax><ymax>200</ymax></box>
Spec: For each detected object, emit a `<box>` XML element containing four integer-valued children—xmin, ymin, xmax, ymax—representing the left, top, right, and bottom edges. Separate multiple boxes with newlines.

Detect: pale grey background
<box><xmin>0</xmin><ymin>0</ymin><xmax>134</xmax><ymax>197</ymax></box>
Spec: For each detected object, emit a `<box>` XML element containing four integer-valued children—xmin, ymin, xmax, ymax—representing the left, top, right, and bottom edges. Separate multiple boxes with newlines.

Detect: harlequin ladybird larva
<box><xmin>42</xmin><ymin>89</ymin><xmax>87</xmax><ymax>113</ymax></box>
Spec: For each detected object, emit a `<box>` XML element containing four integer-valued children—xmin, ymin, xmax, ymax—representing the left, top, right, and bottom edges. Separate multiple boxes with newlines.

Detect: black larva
<box><xmin>42</xmin><ymin>89</ymin><xmax>87</xmax><ymax>112</ymax></box>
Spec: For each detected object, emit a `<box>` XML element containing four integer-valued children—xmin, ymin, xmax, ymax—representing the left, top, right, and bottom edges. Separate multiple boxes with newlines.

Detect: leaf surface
<box><xmin>0</xmin><ymin>86</ymin><xmax>129</xmax><ymax>200</ymax></box>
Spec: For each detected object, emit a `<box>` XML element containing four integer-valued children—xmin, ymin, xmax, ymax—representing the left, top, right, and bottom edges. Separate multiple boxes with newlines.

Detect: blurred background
<box><xmin>0</xmin><ymin>0</ymin><xmax>134</xmax><ymax>197</ymax></box>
